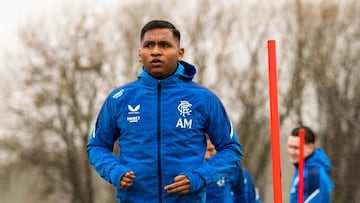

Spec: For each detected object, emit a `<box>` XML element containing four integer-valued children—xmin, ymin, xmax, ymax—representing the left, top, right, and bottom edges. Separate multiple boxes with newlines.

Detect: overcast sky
<box><xmin>0</xmin><ymin>0</ymin><xmax>62</xmax><ymax>70</ymax></box>
<box><xmin>0</xmin><ymin>0</ymin><xmax>62</xmax><ymax>50</ymax></box>
<box><xmin>0</xmin><ymin>0</ymin><xmax>121</xmax><ymax>70</ymax></box>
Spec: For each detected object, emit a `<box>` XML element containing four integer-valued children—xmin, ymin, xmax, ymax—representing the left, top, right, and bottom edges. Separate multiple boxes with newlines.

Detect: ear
<box><xmin>178</xmin><ymin>48</ymin><xmax>185</xmax><ymax>61</ymax></box>
<box><xmin>138</xmin><ymin>48</ymin><xmax>142</xmax><ymax>63</ymax></box>
<box><xmin>304</xmin><ymin>143</ymin><xmax>315</xmax><ymax>157</ymax></box>
<box><xmin>308</xmin><ymin>143</ymin><xmax>315</xmax><ymax>150</ymax></box>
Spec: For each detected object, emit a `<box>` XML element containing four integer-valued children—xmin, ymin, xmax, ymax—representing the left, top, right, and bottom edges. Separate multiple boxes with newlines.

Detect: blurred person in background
<box><xmin>287</xmin><ymin>126</ymin><xmax>334</xmax><ymax>203</ymax></box>
<box><xmin>205</xmin><ymin>135</ymin><xmax>261</xmax><ymax>203</ymax></box>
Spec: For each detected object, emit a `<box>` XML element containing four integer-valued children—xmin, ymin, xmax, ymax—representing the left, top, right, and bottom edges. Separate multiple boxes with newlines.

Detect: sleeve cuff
<box><xmin>183</xmin><ymin>171</ymin><xmax>206</xmax><ymax>192</ymax></box>
<box><xmin>109</xmin><ymin>166</ymin><xmax>131</xmax><ymax>188</ymax></box>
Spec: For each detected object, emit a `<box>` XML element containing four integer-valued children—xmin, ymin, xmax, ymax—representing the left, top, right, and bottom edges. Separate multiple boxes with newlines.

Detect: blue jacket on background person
<box><xmin>206</xmin><ymin>165</ymin><xmax>262</xmax><ymax>203</ymax></box>
<box><xmin>87</xmin><ymin>61</ymin><xmax>242</xmax><ymax>203</ymax></box>
<box><xmin>235</xmin><ymin>167</ymin><xmax>262</xmax><ymax>203</ymax></box>
<box><xmin>205</xmin><ymin>135</ymin><xmax>260</xmax><ymax>203</ymax></box>
<box><xmin>289</xmin><ymin>149</ymin><xmax>334</xmax><ymax>203</ymax></box>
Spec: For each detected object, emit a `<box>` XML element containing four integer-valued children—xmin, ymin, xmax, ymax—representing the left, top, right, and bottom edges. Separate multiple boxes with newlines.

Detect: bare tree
<box><xmin>2</xmin><ymin>0</ymin><xmax>358</xmax><ymax>203</ymax></box>
<box><xmin>0</xmin><ymin>0</ymin><xmax>278</xmax><ymax>202</ymax></box>
<box><xmin>281</xmin><ymin>0</ymin><xmax>360</xmax><ymax>202</ymax></box>
<box><xmin>178</xmin><ymin>1</ymin><xmax>281</xmax><ymax>200</ymax></box>
<box><xmin>308</xmin><ymin>1</ymin><xmax>360</xmax><ymax>202</ymax></box>
<box><xmin>0</xmin><ymin>3</ymin><xmax>124</xmax><ymax>203</ymax></box>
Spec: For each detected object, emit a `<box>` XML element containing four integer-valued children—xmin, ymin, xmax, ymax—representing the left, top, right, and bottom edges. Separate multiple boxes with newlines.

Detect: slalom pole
<box><xmin>298</xmin><ymin>129</ymin><xmax>305</xmax><ymax>203</ymax></box>
<box><xmin>267</xmin><ymin>40</ymin><xmax>283</xmax><ymax>203</ymax></box>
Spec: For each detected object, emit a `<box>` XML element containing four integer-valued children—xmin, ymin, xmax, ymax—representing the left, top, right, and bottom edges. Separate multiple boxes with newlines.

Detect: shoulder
<box><xmin>180</xmin><ymin>82</ymin><xmax>224</xmax><ymax>106</ymax></box>
<box><xmin>306</xmin><ymin>166</ymin><xmax>321</xmax><ymax>188</ymax></box>
<box><xmin>307</xmin><ymin>165</ymin><xmax>331</xmax><ymax>181</ymax></box>
<box><xmin>192</xmin><ymin>83</ymin><xmax>223</xmax><ymax>101</ymax></box>
<box><xmin>306</xmin><ymin>165</ymin><xmax>332</xmax><ymax>191</ymax></box>
<box><xmin>107</xmin><ymin>81</ymin><xmax>139</xmax><ymax>100</ymax></box>
<box><xmin>307</xmin><ymin>166</ymin><xmax>320</xmax><ymax>177</ymax></box>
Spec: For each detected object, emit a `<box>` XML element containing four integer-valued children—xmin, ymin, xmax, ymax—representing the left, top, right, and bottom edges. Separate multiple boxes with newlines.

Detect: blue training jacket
<box><xmin>206</xmin><ymin>165</ymin><xmax>262</xmax><ymax>203</ymax></box>
<box><xmin>87</xmin><ymin>61</ymin><xmax>242</xmax><ymax>203</ymax></box>
<box><xmin>290</xmin><ymin>149</ymin><xmax>334</xmax><ymax>203</ymax></box>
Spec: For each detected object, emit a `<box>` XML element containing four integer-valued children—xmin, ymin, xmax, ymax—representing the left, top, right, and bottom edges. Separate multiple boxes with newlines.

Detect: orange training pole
<box><xmin>298</xmin><ymin>129</ymin><xmax>305</xmax><ymax>202</ymax></box>
<box><xmin>267</xmin><ymin>40</ymin><xmax>283</xmax><ymax>203</ymax></box>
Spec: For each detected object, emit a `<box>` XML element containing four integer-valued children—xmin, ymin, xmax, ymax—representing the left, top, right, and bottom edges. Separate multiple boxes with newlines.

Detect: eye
<box><xmin>159</xmin><ymin>42</ymin><xmax>170</xmax><ymax>48</ymax></box>
<box><xmin>143</xmin><ymin>42</ymin><xmax>154</xmax><ymax>48</ymax></box>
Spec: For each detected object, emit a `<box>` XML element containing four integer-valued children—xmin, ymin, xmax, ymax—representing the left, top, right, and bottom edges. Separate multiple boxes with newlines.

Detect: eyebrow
<box><xmin>143</xmin><ymin>39</ymin><xmax>171</xmax><ymax>44</ymax></box>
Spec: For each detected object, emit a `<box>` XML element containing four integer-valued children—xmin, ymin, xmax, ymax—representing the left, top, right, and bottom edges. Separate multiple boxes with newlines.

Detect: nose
<box><xmin>204</xmin><ymin>153</ymin><xmax>210</xmax><ymax>161</ymax></box>
<box><xmin>151</xmin><ymin>45</ymin><xmax>161</xmax><ymax>56</ymax></box>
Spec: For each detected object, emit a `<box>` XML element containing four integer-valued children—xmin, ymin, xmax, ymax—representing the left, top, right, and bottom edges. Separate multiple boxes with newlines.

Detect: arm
<box><xmin>184</xmin><ymin>95</ymin><xmax>242</xmax><ymax>192</ymax></box>
<box><xmin>232</xmin><ymin>166</ymin><xmax>262</xmax><ymax>203</ymax></box>
<box><xmin>231</xmin><ymin>165</ymin><xmax>248</xmax><ymax>202</ymax></box>
<box><xmin>305</xmin><ymin>166</ymin><xmax>331</xmax><ymax>203</ymax></box>
<box><xmin>86</xmin><ymin>97</ymin><xmax>131</xmax><ymax>188</ymax></box>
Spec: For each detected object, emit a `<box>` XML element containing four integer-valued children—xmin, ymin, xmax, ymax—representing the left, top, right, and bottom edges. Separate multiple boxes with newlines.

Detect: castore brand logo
<box><xmin>127</xmin><ymin>104</ymin><xmax>140</xmax><ymax>123</ymax></box>
<box><xmin>128</xmin><ymin>105</ymin><xmax>140</xmax><ymax>113</ymax></box>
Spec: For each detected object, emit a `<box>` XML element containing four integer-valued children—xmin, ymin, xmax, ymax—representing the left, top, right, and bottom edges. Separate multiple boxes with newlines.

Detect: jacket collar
<box><xmin>138</xmin><ymin>61</ymin><xmax>196</xmax><ymax>87</ymax></box>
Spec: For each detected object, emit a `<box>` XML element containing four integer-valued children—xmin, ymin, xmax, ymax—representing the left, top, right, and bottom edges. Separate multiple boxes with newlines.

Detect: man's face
<box><xmin>138</xmin><ymin>28</ymin><xmax>184</xmax><ymax>79</ymax></box>
<box><xmin>205</xmin><ymin>139</ymin><xmax>217</xmax><ymax>161</ymax></box>
<box><xmin>287</xmin><ymin>135</ymin><xmax>315</xmax><ymax>164</ymax></box>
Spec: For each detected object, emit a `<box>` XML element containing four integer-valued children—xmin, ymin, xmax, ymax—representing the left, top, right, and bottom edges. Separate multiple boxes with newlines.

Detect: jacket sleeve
<box><xmin>231</xmin><ymin>165</ymin><xmax>247</xmax><ymax>202</ymax></box>
<box><xmin>186</xmin><ymin>93</ymin><xmax>242</xmax><ymax>192</ymax></box>
<box><xmin>305</xmin><ymin>166</ymin><xmax>332</xmax><ymax>203</ymax></box>
<box><xmin>86</xmin><ymin>96</ymin><xmax>131</xmax><ymax>188</ymax></box>
<box><xmin>232</xmin><ymin>166</ymin><xmax>262</xmax><ymax>203</ymax></box>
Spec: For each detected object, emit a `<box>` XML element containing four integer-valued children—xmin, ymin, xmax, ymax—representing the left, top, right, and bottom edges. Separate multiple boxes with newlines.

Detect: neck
<box><xmin>293</xmin><ymin>151</ymin><xmax>315</xmax><ymax>167</ymax></box>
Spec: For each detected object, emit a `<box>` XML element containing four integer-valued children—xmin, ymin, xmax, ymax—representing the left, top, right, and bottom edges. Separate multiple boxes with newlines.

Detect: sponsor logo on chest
<box><xmin>127</xmin><ymin>104</ymin><xmax>140</xmax><ymax>123</ymax></box>
<box><xmin>126</xmin><ymin>100</ymin><xmax>193</xmax><ymax>129</ymax></box>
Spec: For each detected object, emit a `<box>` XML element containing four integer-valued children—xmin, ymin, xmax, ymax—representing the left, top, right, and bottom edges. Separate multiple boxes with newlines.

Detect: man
<box><xmin>86</xmin><ymin>20</ymin><xmax>242</xmax><ymax>203</ymax></box>
<box><xmin>287</xmin><ymin>126</ymin><xmax>334</xmax><ymax>203</ymax></box>
<box><xmin>205</xmin><ymin>136</ymin><xmax>261</xmax><ymax>203</ymax></box>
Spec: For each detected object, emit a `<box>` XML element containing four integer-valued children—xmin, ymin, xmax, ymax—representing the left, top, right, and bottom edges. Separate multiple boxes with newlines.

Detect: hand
<box><xmin>164</xmin><ymin>175</ymin><xmax>190</xmax><ymax>195</ymax></box>
<box><xmin>120</xmin><ymin>171</ymin><xmax>135</xmax><ymax>189</ymax></box>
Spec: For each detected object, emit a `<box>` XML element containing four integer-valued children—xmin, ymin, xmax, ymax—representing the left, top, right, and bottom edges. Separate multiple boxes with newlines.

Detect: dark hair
<box><xmin>290</xmin><ymin>126</ymin><xmax>316</xmax><ymax>144</ymax></box>
<box><xmin>140</xmin><ymin>20</ymin><xmax>181</xmax><ymax>43</ymax></box>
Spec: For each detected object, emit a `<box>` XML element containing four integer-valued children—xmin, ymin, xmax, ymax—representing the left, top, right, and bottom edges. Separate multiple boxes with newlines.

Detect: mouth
<box><xmin>290</xmin><ymin>156</ymin><xmax>298</xmax><ymax>161</ymax></box>
<box><xmin>150</xmin><ymin>59</ymin><xmax>163</xmax><ymax>66</ymax></box>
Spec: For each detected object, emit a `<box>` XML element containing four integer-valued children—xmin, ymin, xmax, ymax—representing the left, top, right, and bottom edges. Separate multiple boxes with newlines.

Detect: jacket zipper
<box><xmin>157</xmin><ymin>80</ymin><xmax>162</xmax><ymax>203</ymax></box>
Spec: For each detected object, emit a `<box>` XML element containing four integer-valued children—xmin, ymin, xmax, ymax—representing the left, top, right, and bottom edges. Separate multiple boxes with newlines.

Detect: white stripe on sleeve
<box><xmin>304</xmin><ymin>188</ymin><xmax>320</xmax><ymax>203</ymax></box>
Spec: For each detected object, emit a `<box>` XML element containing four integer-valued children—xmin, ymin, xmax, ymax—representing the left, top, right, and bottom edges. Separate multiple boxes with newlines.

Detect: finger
<box><xmin>177</xmin><ymin>188</ymin><xmax>190</xmax><ymax>195</ymax></box>
<box><xmin>124</xmin><ymin>172</ymin><xmax>135</xmax><ymax>179</ymax></box>
<box><xmin>120</xmin><ymin>171</ymin><xmax>135</xmax><ymax>189</ymax></box>
<box><xmin>120</xmin><ymin>179</ymin><xmax>133</xmax><ymax>189</ymax></box>
<box><xmin>165</xmin><ymin>184</ymin><xmax>190</xmax><ymax>194</ymax></box>
<box><xmin>173</xmin><ymin>175</ymin><xmax>187</xmax><ymax>182</ymax></box>
<box><xmin>126</xmin><ymin>171</ymin><xmax>136</xmax><ymax>178</ymax></box>
<box><xmin>164</xmin><ymin>175</ymin><xmax>189</xmax><ymax>189</ymax></box>
<box><xmin>164</xmin><ymin>178</ymin><xmax>190</xmax><ymax>194</ymax></box>
<box><xmin>122</xmin><ymin>176</ymin><xmax>133</xmax><ymax>184</ymax></box>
